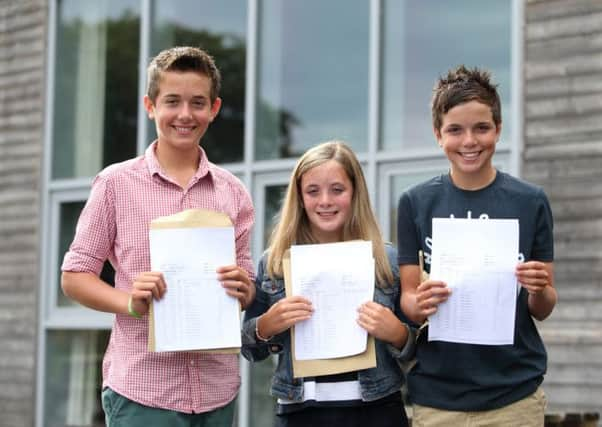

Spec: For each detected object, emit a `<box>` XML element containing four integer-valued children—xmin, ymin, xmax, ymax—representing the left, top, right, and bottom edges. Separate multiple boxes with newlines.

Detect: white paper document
<box><xmin>290</xmin><ymin>241</ymin><xmax>374</xmax><ymax>360</ymax></box>
<box><xmin>428</xmin><ymin>218</ymin><xmax>519</xmax><ymax>345</ymax></box>
<box><xmin>149</xmin><ymin>226</ymin><xmax>241</xmax><ymax>352</ymax></box>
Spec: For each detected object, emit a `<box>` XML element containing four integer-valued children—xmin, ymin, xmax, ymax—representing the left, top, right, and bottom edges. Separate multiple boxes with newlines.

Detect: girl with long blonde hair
<box><xmin>242</xmin><ymin>141</ymin><xmax>413</xmax><ymax>427</ymax></box>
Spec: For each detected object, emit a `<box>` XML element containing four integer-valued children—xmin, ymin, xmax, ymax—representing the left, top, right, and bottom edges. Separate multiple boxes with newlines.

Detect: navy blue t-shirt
<box><xmin>397</xmin><ymin>171</ymin><xmax>554</xmax><ymax>411</ymax></box>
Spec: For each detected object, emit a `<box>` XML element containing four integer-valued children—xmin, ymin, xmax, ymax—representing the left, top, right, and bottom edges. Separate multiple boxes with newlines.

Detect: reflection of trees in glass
<box><xmin>153</xmin><ymin>27</ymin><xmax>246</xmax><ymax>163</ymax></box>
<box><xmin>250</xmin><ymin>357</ymin><xmax>277</xmax><ymax>427</ymax></box>
<box><xmin>53</xmin><ymin>11</ymin><xmax>139</xmax><ymax>178</ymax></box>
<box><xmin>53</xmin><ymin>20</ymin><xmax>78</xmax><ymax>178</ymax></box>
<box><xmin>256</xmin><ymin>101</ymin><xmax>302</xmax><ymax>160</ymax></box>
<box><xmin>103</xmin><ymin>12</ymin><xmax>140</xmax><ymax>167</ymax></box>
<box><xmin>44</xmin><ymin>331</ymin><xmax>110</xmax><ymax>427</ymax></box>
<box><xmin>153</xmin><ymin>25</ymin><xmax>301</xmax><ymax>162</ymax></box>
<box><xmin>264</xmin><ymin>184</ymin><xmax>287</xmax><ymax>247</ymax></box>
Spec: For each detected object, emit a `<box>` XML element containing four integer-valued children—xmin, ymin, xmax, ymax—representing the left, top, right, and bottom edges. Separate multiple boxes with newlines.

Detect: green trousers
<box><xmin>101</xmin><ymin>387</ymin><xmax>236</xmax><ymax>427</ymax></box>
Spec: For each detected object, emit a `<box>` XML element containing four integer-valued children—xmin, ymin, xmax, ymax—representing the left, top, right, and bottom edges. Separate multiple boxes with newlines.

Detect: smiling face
<box><xmin>300</xmin><ymin>160</ymin><xmax>354</xmax><ymax>243</ymax></box>
<box><xmin>435</xmin><ymin>100</ymin><xmax>501</xmax><ymax>190</ymax></box>
<box><xmin>144</xmin><ymin>70</ymin><xmax>221</xmax><ymax>155</ymax></box>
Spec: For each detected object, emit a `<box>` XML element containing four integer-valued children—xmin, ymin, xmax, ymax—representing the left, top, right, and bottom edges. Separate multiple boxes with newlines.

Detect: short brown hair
<box><xmin>431</xmin><ymin>65</ymin><xmax>501</xmax><ymax>131</ymax></box>
<box><xmin>146</xmin><ymin>46</ymin><xmax>221</xmax><ymax>103</ymax></box>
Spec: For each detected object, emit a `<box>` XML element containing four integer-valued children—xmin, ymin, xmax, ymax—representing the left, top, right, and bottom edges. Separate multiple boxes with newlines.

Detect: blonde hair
<box><xmin>266</xmin><ymin>141</ymin><xmax>394</xmax><ymax>286</ymax></box>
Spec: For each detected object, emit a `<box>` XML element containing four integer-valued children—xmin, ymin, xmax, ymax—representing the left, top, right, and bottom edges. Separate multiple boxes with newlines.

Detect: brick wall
<box><xmin>0</xmin><ymin>1</ymin><xmax>47</xmax><ymax>426</ymax></box>
<box><xmin>525</xmin><ymin>0</ymin><xmax>602</xmax><ymax>413</ymax></box>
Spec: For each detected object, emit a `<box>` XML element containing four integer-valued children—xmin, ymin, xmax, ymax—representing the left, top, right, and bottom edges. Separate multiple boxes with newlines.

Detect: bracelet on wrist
<box><xmin>128</xmin><ymin>295</ymin><xmax>142</xmax><ymax>319</ymax></box>
<box><xmin>255</xmin><ymin>316</ymin><xmax>271</xmax><ymax>342</ymax></box>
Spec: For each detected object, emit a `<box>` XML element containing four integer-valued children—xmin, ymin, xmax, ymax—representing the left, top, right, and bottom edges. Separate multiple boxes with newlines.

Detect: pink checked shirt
<box><xmin>62</xmin><ymin>142</ymin><xmax>255</xmax><ymax>413</ymax></box>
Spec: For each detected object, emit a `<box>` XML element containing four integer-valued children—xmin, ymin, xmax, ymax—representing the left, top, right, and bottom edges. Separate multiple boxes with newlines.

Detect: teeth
<box><xmin>461</xmin><ymin>152</ymin><xmax>479</xmax><ymax>159</ymax></box>
<box><xmin>175</xmin><ymin>127</ymin><xmax>192</xmax><ymax>133</ymax></box>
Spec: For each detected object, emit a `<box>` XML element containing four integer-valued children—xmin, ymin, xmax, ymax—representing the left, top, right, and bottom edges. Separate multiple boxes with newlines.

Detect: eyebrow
<box><xmin>162</xmin><ymin>94</ymin><xmax>208</xmax><ymax>100</ymax></box>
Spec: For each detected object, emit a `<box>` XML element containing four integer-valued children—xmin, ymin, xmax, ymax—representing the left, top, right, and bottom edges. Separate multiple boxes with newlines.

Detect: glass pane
<box><xmin>256</xmin><ymin>0</ymin><xmax>370</xmax><ymax>160</ymax></box>
<box><xmin>249</xmin><ymin>358</ymin><xmax>277</xmax><ymax>427</ymax></box>
<box><xmin>58</xmin><ymin>202</ymin><xmax>115</xmax><ymax>307</ymax></box>
<box><xmin>263</xmin><ymin>184</ymin><xmax>287</xmax><ymax>248</ymax></box>
<box><xmin>52</xmin><ymin>0</ymin><xmax>139</xmax><ymax>179</ymax></box>
<box><xmin>150</xmin><ymin>0</ymin><xmax>247</xmax><ymax>163</ymax></box>
<box><xmin>390</xmin><ymin>171</ymin><xmax>446</xmax><ymax>245</ymax></box>
<box><xmin>44</xmin><ymin>330</ymin><xmax>111</xmax><ymax>427</ymax></box>
<box><xmin>380</xmin><ymin>0</ymin><xmax>511</xmax><ymax>150</ymax></box>
<box><xmin>248</xmin><ymin>184</ymin><xmax>286</xmax><ymax>426</ymax></box>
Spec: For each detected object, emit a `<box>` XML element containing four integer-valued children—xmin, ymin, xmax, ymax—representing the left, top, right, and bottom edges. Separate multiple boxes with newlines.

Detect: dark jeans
<box><xmin>274</xmin><ymin>394</ymin><xmax>409</xmax><ymax>427</ymax></box>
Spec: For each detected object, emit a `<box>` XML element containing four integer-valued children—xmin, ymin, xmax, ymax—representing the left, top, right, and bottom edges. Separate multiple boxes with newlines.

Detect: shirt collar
<box><xmin>145</xmin><ymin>141</ymin><xmax>212</xmax><ymax>182</ymax></box>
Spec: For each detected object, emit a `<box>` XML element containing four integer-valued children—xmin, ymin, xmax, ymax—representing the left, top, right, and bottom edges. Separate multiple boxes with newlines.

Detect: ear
<box><xmin>209</xmin><ymin>97</ymin><xmax>222</xmax><ymax>122</ymax></box>
<box><xmin>433</xmin><ymin>127</ymin><xmax>443</xmax><ymax>147</ymax></box>
<box><xmin>143</xmin><ymin>95</ymin><xmax>155</xmax><ymax>119</ymax></box>
<box><xmin>495</xmin><ymin>121</ymin><xmax>502</xmax><ymax>142</ymax></box>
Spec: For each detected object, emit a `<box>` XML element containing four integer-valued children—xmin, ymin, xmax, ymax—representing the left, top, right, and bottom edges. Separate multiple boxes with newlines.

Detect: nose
<box><xmin>178</xmin><ymin>102</ymin><xmax>193</xmax><ymax>120</ymax></box>
<box><xmin>318</xmin><ymin>191</ymin><xmax>332</xmax><ymax>206</ymax></box>
<box><xmin>463</xmin><ymin>130</ymin><xmax>477</xmax><ymax>146</ymax></box>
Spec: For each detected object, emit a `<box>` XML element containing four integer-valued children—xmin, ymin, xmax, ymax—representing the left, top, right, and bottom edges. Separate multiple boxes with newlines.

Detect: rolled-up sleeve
<box><xmin>61</xmin><ymin>175</ymin><xmax>116</xmax><ymax>275</ymax></box>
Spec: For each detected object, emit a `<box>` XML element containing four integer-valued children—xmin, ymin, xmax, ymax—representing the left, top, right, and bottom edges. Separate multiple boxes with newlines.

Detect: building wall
<box><xmin>525</xmin><ymin>0</ymin><xmax>602</xmax><ymax>413</ymax></box>
<box><xmin>0</xmin><ymin>0</ymin><xmax>46</xmax><ymax>426</ymax></box>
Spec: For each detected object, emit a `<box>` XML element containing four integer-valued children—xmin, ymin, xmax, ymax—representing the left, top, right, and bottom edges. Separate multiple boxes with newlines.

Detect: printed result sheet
<box><xmin>428</xmin><ymin>218</ymin><xmax>519</xmax><ymax>345</ymax></box>
<box><xmin>149</xmin><ymin>226</ymin><xmax>240</xmax><ymax>352</ymax></box>
<box><xmin>290</xmin><ymin>241</ymin><xmax>374</xmax><ymax>360</ymax></box>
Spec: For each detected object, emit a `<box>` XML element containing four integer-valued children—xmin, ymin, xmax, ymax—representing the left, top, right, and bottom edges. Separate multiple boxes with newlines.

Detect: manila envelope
<box><xmin>148</xmin><ymin>208</ymin><xmax>240</xmax><ymax>354</ymax></box>
<box><xmin>283</xmin><ymin>250</ymin><xmax>376</xmax><ymax>378</ymax></box>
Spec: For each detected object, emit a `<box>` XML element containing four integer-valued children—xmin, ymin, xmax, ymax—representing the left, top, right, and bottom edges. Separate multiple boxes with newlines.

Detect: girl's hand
<box><xmin>257</xmin><ymin>296</ymin><xmax>313</xmax><ymax>338</ymax></box>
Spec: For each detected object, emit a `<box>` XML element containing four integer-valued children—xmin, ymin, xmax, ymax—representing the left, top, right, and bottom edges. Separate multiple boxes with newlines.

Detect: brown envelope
<box><xmin>283</xmin><ymin>248</ymin><xmax>376</xmax><ymax>378</ymax></box>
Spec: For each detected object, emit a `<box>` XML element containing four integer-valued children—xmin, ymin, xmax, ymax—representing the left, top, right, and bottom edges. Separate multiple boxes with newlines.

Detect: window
<box><xmin>43</xmin><ymin>2</ymin><xmax>140</xmax><ymax>424</ymax></box>
<box><xmin>255</xmin><ymin>0</ymin><xmax>370</xmax><ymax>160</ymax></box>
<box><xmin>44</xmin><ymin>331</ymin><xmax>110</xmax><ymax>427</ymax></box>
<box><xmin>51</xmin><ymin>0</ymin><xmax>139</xmax><ymax>179</ymax></box>
<box><xmin>150</xmin><ymin>0</ymin><xmax>247</xmax><ymax>163</ymax></box>
<box><xmin>380</xmin><ymin>0</ymin><xmax>512</xmax><ymax>151</ymax></box>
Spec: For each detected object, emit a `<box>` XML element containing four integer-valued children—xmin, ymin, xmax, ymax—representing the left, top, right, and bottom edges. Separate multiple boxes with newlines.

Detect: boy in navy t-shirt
<box><xmin>397</xmin><ymin>65</ymin><xmax>556</xmax><ymax>426</ymax></box>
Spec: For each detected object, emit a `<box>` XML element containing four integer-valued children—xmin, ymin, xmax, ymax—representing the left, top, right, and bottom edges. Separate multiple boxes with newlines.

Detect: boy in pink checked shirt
<box><xmin>61</xmin><ymin>47</ymin><xmax>255</xmax><ymax>427</ymax></box>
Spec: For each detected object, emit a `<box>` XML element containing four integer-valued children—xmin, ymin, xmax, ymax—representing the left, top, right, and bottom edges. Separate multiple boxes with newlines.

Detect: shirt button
<box><xmin>190</xmin><ymin>360</ymin><xmax>195</xmax><ymax>366</ymax></box>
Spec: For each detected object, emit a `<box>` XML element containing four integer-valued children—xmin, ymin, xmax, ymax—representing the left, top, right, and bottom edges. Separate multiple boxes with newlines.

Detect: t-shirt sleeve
<box><xmin>531</xmin><ymin>188</ymin><xmax>554</xmax><ymax>262</ymax></box>
<box><xmin>397</xmin><ymin>190</ymin><xmax>420</xmax><ymax>266</ymax></box>
<box><xmin>61</xmin><ymin>175</ymin><xmax>116</xmax><ymax>275</ymax></box>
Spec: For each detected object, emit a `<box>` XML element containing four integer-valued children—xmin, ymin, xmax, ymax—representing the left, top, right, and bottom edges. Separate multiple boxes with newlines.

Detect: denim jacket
<box><xmin>241</xmin><ymin>244</ymin><xmax>415</xmax><ymax>402</ymax></box>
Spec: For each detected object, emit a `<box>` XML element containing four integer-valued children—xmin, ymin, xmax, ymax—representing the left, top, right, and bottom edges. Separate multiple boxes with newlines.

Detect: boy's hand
<box><xmin>415</xmin><ymin>279</ymin><xmax>451</xmax><ymax>318</ymax></box>
<box><xmin>357</xmin><ymin>301</ymin><xmax>407</xmax><ymax>348</ymax></box>
<box><xmin>131</xmin><ymin>272</ymin><xmax>167</xmax><ymax>315</ymax></box>
<box><xmin>258</xmin><ymin>296</ymin><xmax>313</xmax><ymax>338</ymax></box>
<box><xmin>516</xmin><ymin>261</ymin><xmax>551</xmax><ymax>295</ymax></box>
<box><xmin>217</xmin><ymin>265</ymin><xmax>255</xmax><ymax>309</ymax></box>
